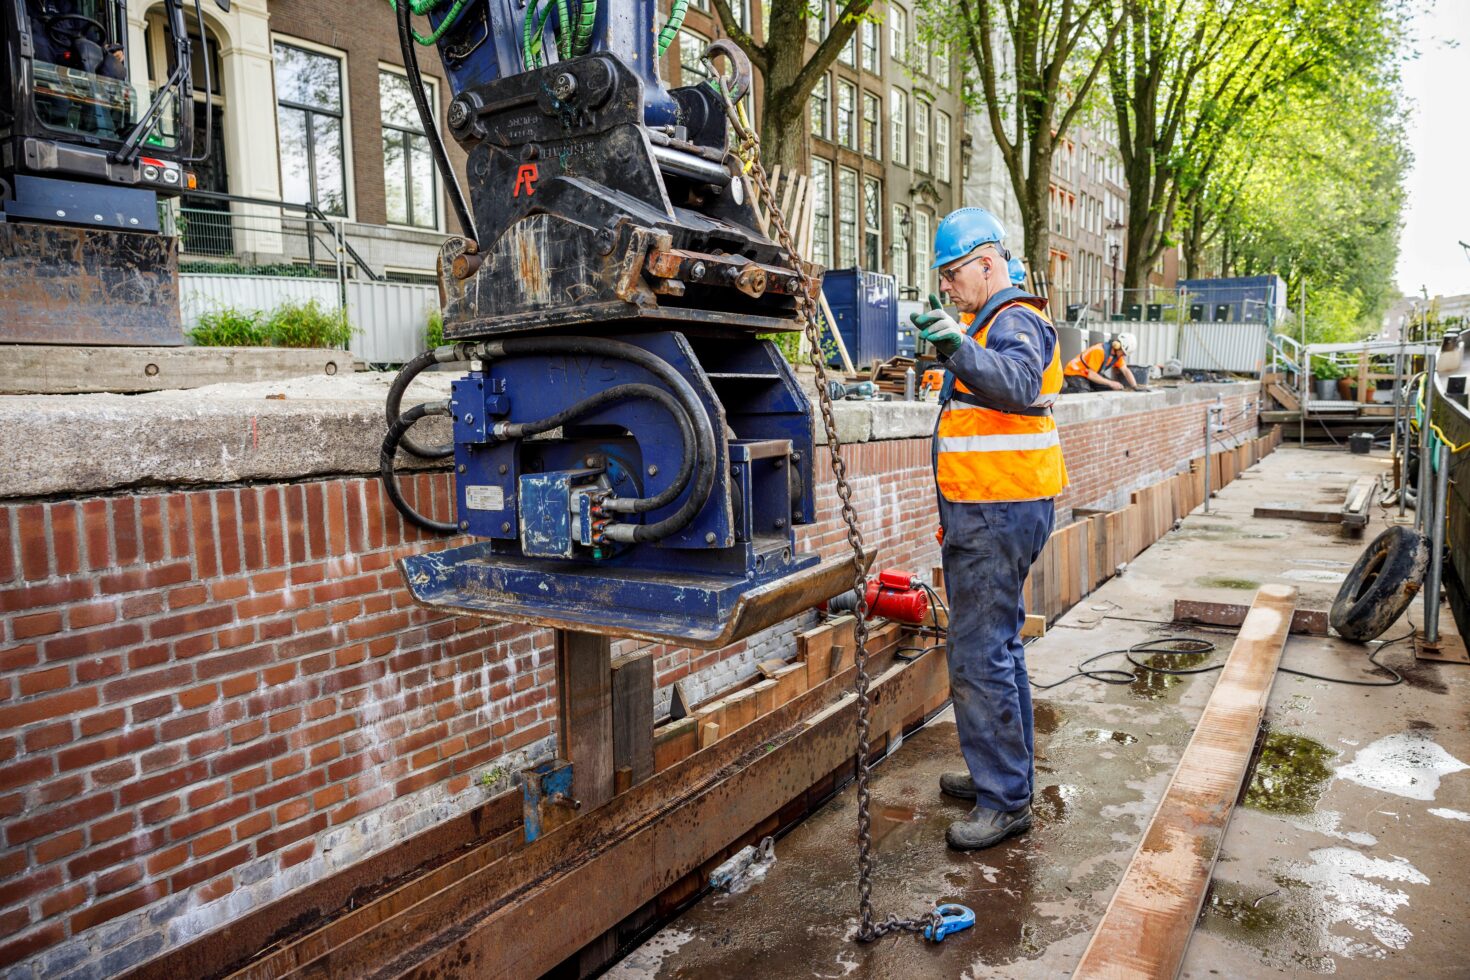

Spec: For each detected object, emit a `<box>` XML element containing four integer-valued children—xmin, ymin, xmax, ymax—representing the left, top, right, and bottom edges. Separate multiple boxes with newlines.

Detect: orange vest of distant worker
<box><xmin>935</xmin><ymin>299</ymin><xmax>1068</xmax><ymax>503</ymax></box>
<box><xmin>1064</xmin><ymin>343</ymin><xmax>1126</xmax><ymax>378</ymax></box>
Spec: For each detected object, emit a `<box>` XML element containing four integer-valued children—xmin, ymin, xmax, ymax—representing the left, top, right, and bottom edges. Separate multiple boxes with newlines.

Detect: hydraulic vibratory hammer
<box><xmin>382</xmin><ymin>3</ymin><xmax>855</xmax><ymax>646</ymax></box>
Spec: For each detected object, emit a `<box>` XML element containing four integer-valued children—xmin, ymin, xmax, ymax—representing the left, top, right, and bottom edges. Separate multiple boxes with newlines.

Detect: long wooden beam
<box><xmin>1073</xmin><ymin>584</ymin><xmax>1297</xmax><ymax>980</ymax></box>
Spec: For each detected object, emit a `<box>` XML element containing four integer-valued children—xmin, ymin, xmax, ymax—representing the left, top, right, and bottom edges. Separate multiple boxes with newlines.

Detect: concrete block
<box><xmin>814</xmin><ymin>403</ymin><xmax>873</xmax><ymax>445</ymax></box>
<box><xmin>99</xmin><ymin>934</ymin><xmax>164</xmax><ymax>977</ymax></box>
<box><xmin>870</xmin><ymin>401</ymin><xmax>940</xmax><ymax>440</ymax></box>
<box><xmin>0</xmin><ymin>345</ymin><xmax>355</xmax><ymax>395</ymax></box>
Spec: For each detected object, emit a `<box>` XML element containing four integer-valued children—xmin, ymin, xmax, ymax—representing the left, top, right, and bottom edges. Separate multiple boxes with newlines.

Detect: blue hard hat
<box><xmin>932</xmin><ymin>207</ymin><xmax>1007</xmax><ymax>268</ymax></box>
<box><xmin>1007</xmin><ymin>257</ymin><xmax>1026</xmax><ymax>286</ymax></box>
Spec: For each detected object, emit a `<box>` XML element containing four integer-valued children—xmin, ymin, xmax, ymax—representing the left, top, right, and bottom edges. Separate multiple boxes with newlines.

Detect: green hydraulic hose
<box><xmin>570</xmin><ymin>0</ymin><xmax>596</xmax><ymax>56</ymax></box>
<box><xmin>555</xmin><ymin>0</ymin><xmax>572</xmax><ymax>58</ymax></box>
<box><xmin>656</xmin><ymin>0</ymin><xmax>688</xmax><ymax>56</ymax></box>
<box><xmin>385</xmin><ymin>0</ymin><xmax>470</xmax><ymax>45</ymax></box>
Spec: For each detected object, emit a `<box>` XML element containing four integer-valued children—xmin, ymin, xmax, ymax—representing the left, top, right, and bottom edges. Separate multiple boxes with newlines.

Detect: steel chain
<box><xmin>706</xmin><ymin>61</ymin><xmax>944</xmax><ymax>945</ymax></box>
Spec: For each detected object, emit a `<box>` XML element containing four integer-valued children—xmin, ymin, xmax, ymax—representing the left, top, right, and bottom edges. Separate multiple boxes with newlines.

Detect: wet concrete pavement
<box><xmin>608</xmin><ymin>448</ymin><xmax>1470</xmax><ymax>978</ymax></box>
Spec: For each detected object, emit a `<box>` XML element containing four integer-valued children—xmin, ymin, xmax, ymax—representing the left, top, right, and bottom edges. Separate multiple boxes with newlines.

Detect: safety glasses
<box><xmin>939</xmin><ymin>245</ymin><xmax>1011</xmax><ymax>284</ymax></box>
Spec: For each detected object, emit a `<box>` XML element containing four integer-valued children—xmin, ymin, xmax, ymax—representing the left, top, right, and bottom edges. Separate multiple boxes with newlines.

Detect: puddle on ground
<box><xmin>1198</xmin><ymin>577</ymin><xmax>1262</xmax><ymax>590</ymax></box>
<box><xmin>1128</xmin><ymin>650</ymin><xmax>1213</xmax><ymax>701</ymax></box>
<box><xmin>1287</xmin><ymin>810</ymin><xmax>1378</xmax><ymax>847</ymax></box>
<box><xmin>1245</xmin><ymin>730</ymin><xmax>1337</xmax><ymax>816</ymax></box>
<box><xmin>1032</xmin><ymin>700</ymin><xmax>1064</xmax><ymax>736</ymax></box>
<box><xmin>1336</xmin><ymin>732</ymin><xmax>1469</xmax><ymax>801</ymax></box>
<box><xmin>868</xmin><ymin>803</ymin><xmax>919</xmax><ymax>846</ymax></box>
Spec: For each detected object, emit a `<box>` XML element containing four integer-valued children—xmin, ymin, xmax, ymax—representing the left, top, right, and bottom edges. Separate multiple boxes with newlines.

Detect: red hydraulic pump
<box><xmin>826</xmin><ymin>568</ymin><xmax>932</xmax><ymax>624</ymax></box>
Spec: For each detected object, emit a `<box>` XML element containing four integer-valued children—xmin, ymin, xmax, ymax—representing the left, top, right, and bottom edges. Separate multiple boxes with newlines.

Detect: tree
<box><xmin>932</xmin><ymin>0</ymin><xmax>1124</xmax><ymax>289</ymax></box>
<box><xmin>1107</xmin><ymin>0</ymin><xmax>1392</xmax><ymax>291</ymax></box>
<box><xmin>711</xmin><ymin>0</ymin><xmax>873</xmax><ymax>173</ymax></box>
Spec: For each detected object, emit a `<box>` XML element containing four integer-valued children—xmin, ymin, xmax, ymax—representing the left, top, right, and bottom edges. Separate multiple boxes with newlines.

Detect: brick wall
<box><xmin>0</xmin><ymin>389</ymin><xmax>1255</xmax><ymax>977</ymax></box>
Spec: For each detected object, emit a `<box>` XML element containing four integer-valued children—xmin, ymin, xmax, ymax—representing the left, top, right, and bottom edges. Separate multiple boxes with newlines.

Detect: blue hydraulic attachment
<box><xmin>383</xmin><ymin>0</ymin><xmax>858</xmax><ymax>647</ymax></box>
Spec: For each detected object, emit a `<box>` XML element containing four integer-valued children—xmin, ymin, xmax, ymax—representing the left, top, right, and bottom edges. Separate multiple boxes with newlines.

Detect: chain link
<box><xmin>706</xmin><ymin>62</ymin><xmax>944</xmax><ymax>945</ymax></box>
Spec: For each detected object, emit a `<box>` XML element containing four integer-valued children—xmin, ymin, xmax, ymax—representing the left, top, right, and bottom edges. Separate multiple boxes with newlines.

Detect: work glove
<box><xmin>910</xmin><ymin>294</ymin><xmax>965</xmax><ymax>358</ymax></box>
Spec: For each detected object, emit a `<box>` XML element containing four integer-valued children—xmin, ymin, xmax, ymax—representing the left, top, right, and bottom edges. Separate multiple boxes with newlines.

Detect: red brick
<box><xmin>98</xmin><ymin>561</ymin><xmax>191</xmax><ymax>596</ymax></box>
<box><xmin>18</xmin><ymin>665</ymin><xmax>69</xmax><ymax>697</ymax></box>
<box><xmin>284</xmin><ymin>486</ymin><xmax>307</xmax><ymax>564</ymax></box>
<box><xmin>15</xmin><ymin>504</ymin><xmax>47</xmax><ymax>581</ymax></box>
<box><xmin>254</xmin><ymin>813</ymin><xmax>327</xmax><ymax>858</ymax></box>
<box><xmin>304</xmin><ymin>483</ymin><xmax>327</xmax><ymax>559</ymax></box>
<box><xmin>0</xmin><ymin>577</ymin><xmax>92</xmax><ymax>614</ymax></box>
<box><xmin>191</xmin><ymin>826</ymin><xmax>234</xmax><ymax>857</ymax></box>
<box><xmin>209</xmin><ymin>735</ymin><xmax>288</xmax><ymax>778</ymax></box>
<box><xmin>141</xmin><ymin>796</ymin><xmax>182</xmax><ymax>826</ymax></box>
<box><xmin>137</xmin><ymin>495</ymin><xmax>166</xmax><ymax>564</ymax></box>
<box><xmin>281</xmin><ymin>839</ymin><xmax>315</xmax><ymax>869</ymax></box>
<box><xmin>42</xmin><ymin>623</ymin><xmax>145</xmax><ymax>663</ymax></box>
<box><xmin>168</xmin><ymin>844</ymin><xmax>249</xmax><ymax>891</ymax></box>
<box><xmin>75</xmin><ymin>655</ymin><xmax>124</xmax><ymax>683</ymax></box>
<box><xmin>220</xmin><ymin>673</ymin><xmax>258</xmax><ymax>699</ymax></box>
<box><xmin>116</xmin><ymin>761</ymin><xmax>208</xmax><ymax>807</ymax></box>
<box><xmin>261</xmin><ymin>488</ymin><xmax>286</xmax><ymax>567</ymax></box>
<box><xmin>121</xmin><ymin>591</ymin><xmax>166</xmax><ymax>619</ymax></box>
<box><xmin>21</xmin><ymin>721</ymin><xmax>71</xmax><ymax>754</ymax></box>
<box><xmin>11</xmin><ymin>611</ymin><xmax>61</xmax><ymax>640</ymax></box>
<box><xmin>40</xmin><ymin>882</ymin><xmax>87</xmax><ymax>918</ymax></box>
<box><xmin>96</xmin><ymin>863</ymin><xmax>143</xmax><ymax>895</ymax></box>
<box><xmin>172</xmin><ymin>632</ymin><xmax>216</xmax><ymax>659</ymax></box>
<box><xmin>167</xmin><ymin>584</ymin><xmax>208</xmax><ymax>609</ymax></box>
<box><xmin>0</xmin><ymin>508</ymin><xmax>13</xmax><ymax>584</ymax></box>
<box><xmin>94</xmin><ymin>759</ymin><xmax>137</xmax><ymax>785</ymax></box>
<box><xmin>216</xmin><ymin>490</ymin><xmax>242</xmax><ymax>575</ymax></box>
<box><xmin>149</xmin><ymin>604</ymin><xmax>233</xmax><ymax>640</ymax></box>
<box><xmin>66</xmin><ymin>828</ymin><xmax>165</xmax><ymax>877</ymax></box>
<box><xmin>69</xmin><ymin>881</ymin><xmax>166</xmax><ymax>933</ymax></box>
<box><xmin>88</xmin><ymin>810</ymin><xmax>134</xmax><ymax>844</ymax></box>
<box><xmin>235</xmin><ymin>811</ymin><xmax>271</xmax><ymax>839</ymax></box>
<box><xmin>238</xmin><ymin>488</ymin><xmax>264</xmax><ymax>570</ymax></box>
<box><xmin>178</xmin><ymin>683</ymin><xmax>219</xmax><ymax>710</ymax></box>
<box><xmin>0</xmin><ymin>687</ymin><xmax>98</xmax><ymax>730</ymax></box>
<box><xmin>35</xmin><ymin>829</ymin><xmax>84</xmax><ymax>863</ymax></box>
<box><xmin>6</xmin><ymin>792</ymin><xmax>112</xmax><ymax>845</ymax></box>
<box><xmin>196</xmin><ymin>873</ymin><xmax>234</xmax><ymax>904</ymax></box>
<box><xmin>79</xmin><ymin>708</ymin><xmax>125</xmax><ymax>737</ymax></box>
<box><xmin>146</xmin><ymin>843</ymin><xmax>189</xmax><ymax>874</ymax></box>
<box><xmin>36</xmin><ymin>774</ymin><xmax>83</xmax><ymax>805</ymax></box>
<box><xmin>110</xmin><ymin>497</ymin><xmax>139</xmax><ymax>566</ymax></box>
<box><xmin>79</xmin><ymin>499</ymin><xmax>110</xmax><ymax>571</ymax></box>
<box><xmin>101</xmin><ymin>664</ymin><xmax>193</xmax><ymax>704</ymax></box>
<box><xmin>69</xmin><ymin>600</ymin><xmax>118</xmax><ymax>629</ymax></box>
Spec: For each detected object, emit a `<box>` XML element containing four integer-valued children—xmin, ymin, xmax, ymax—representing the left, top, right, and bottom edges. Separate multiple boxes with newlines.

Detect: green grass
<box><xmin>426</xmin><ymin>308</ymin><xmax>445</xmax><ymax>349</ymax></box>
<box><xmin>189</xmin><ymin>299</ymin><xmax>355</xmax><ymax>349</ymax></box>
<box><xmin>188</xmin><ymin>307</ymin><xmax>268</xmax><ymax>347</ymax></box>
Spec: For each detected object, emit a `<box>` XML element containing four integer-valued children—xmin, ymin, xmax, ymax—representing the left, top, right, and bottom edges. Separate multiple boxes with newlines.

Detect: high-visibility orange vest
<box><xmin>1063</xmin><ymin>343</ymin><xmax>1126</xmax><ymax>378</ymax></box>
<box><xmin>934</xmin><ymin>299</ymin><xmax>1068</xmax><ymax>503</ymax></box>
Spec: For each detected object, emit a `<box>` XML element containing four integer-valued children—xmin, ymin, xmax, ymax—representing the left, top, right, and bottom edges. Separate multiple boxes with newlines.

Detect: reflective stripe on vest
<box><xmin>936</xmin><ymin>300</ymin><xmax>1069</xmax><ymax>503</ymax></box>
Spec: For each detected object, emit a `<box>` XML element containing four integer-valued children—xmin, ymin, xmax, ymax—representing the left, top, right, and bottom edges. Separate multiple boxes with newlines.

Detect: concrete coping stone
<box><xmin>0</xmin><ymin>372</ymin><xmax>1258</xmax><ymax>500</ymax></box>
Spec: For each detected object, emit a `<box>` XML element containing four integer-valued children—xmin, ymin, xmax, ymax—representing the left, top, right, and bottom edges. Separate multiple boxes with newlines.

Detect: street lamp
<box><xmin>1106</xmin><ymin>219</ymin><xmax>1124</xmax><ymax>317</ymax></box>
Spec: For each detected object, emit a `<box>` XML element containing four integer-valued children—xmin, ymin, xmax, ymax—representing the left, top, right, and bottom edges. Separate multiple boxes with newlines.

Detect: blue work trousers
<box><xmin>939</xmin><ymin>497</ymin><xmax>1055</xmax><ymax>812</ymax></box>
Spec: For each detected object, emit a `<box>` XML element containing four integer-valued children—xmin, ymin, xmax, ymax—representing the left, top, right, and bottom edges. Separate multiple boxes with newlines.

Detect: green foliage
<box><xmin>426</xmin><ymin>308</ymin><xmax>445</xmax><ymax>349</ymax></box>
<box><xmin>760</xmin><ymin>330</ymin><xmax>802</xmax><ymax>364</ymax></box>
<box><xmin>266</xmin><ymin>299</ymin><xmax>355</xmax><ymax>349</ymax></box>
<box><xmin>188</xmin><ymin>307</ymin><xmax>268</xmax><ymax>347</ymax></box>
<box><xmin>1310</xmin><ymin>356</ymin><xmax>1345</xmax><ymax>381</ymax></box>
<box><xmin>189</xmin><ymin>299</ymin><xmax>355</xmax><ymax>349</ymax></box>
<box><xmin>178</xmin><ymin>261</ymin><xmax>335</xmax><ymax>278</ymax></box>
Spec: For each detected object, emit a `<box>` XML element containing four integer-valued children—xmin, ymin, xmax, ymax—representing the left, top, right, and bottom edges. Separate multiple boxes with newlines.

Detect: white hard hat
<box><xmin>1114</xmin><ymin>332</ymin><xmax>1137</xmax><ymax>356</ymax></box>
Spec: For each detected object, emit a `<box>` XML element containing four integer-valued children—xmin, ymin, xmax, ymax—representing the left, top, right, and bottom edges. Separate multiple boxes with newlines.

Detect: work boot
<box><xmin>938</xmin><ymin>771</ymin><xmax>977</xmax><ymax>800</ymax></box>
<box><xmin>945</xmin><ymin>804</ymin><xmax>1032</xmax><ymax>851</ymax></box>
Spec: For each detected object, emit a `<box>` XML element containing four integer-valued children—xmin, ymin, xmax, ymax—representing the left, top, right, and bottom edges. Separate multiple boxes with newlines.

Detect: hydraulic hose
<box><xmin>495</xmin><ymin>383</ymin><xmax>696</xmax><ymax>515</ymax></box>
<box><xmin>488</xmin><ymin>336</ymin><xmax>718</xmax><ymax>543</ymax></box>
<box><xmin>386</xmin><ymin>343</ymin><xmax>474</xmax><ymax>459</ymax></box>
<box><xmin>381</xmin><ymin>401</ymin><xmax>459</xmax><ymax>534</ymax></box>
<box><xmin>395</xmin><ymin>0</ymin><xmax>477</xmax><ymax>241</ymax></box>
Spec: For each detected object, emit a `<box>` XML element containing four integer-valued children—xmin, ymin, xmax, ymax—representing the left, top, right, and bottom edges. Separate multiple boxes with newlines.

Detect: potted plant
<box><xmin>1310</xmin><ymin>357</ymin><xmax>1343</xmax><ymax>401</ymax></box>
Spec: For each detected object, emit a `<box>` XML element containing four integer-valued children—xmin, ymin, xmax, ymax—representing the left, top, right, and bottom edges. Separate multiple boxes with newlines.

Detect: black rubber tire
<box><xmin>1330</xmin><ymin>526</ymin><xmax>1429</xmax><ymax>641</ymax></box>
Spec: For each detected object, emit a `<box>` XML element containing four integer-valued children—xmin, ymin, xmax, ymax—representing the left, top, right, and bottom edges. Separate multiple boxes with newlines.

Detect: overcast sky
<box><xmin>1395</xmin><ymin>2</ymin><xmax>1470</xmax><ymax>299</ymax></box>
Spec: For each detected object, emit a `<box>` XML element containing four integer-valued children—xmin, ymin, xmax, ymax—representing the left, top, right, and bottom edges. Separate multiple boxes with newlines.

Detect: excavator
<box><xmin>0</xmin><ymin>0</ymin><xmax>225</xmax><ymax>343</ymax></box>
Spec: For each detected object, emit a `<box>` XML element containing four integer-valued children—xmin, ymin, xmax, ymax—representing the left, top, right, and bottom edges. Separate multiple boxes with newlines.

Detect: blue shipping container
<box><xmin>822</xmin><ymin>268</ymin><xmax>899</xmax><ymax>369</ymax></box>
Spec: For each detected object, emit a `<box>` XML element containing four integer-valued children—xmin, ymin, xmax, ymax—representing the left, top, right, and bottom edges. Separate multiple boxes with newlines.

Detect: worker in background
<box><xmin>908</xmin><ymin>208</ymin><xmax>1068</xmax><ymax>851</ymax></box>
<box><xmin>1062</xmin><ymin>334</ymin><xmax>1140</xmax><ymax>393</ymax></box>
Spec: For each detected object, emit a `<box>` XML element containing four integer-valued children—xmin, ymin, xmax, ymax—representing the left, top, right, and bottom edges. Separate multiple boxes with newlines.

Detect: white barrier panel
<box><xmin>1179</xmin><ymin>322</ymin><xmax>1270</xmax><ymax>374</ymax></box>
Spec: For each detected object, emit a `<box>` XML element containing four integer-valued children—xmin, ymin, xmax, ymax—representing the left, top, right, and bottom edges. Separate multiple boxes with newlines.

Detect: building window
<box><xmin>861</xmin><ymin>19</ymin><xmax>880</xmax><ymax>73</ymax></box>
<box><xmin>727</xmin><ymin>0</ymin><xmax>749</xmax><ymax>30</ymax></box>
<box><xmin>379</xmin><ymin>70</ymin><xmax>439</xmax><ymax>230</ymax></box>
<box><xmin>838</xmin><ymin>166</ymin><xmax>858</xmax><ymax>268</ymax></box>
<box><xmin>913</xmin><ymin>99</ymin><xmax>930</xmax><ymax>173</ymax></box>
<box><xmin>810</xmin><ymin>73</ymin><xmax>830</xmax><ymax>140</ymax></box>
<box><xmin>935</xmin><ymin>109</ymin><xmax>950</xmax><ymax>183</ymax></box>
<box><xmin>274</xmin><ymin>41</ymin><xmax>347</xmax><ymax>216</ymax></box>
<box><xmin>889</xmin><ymin>87</ymin><xmax>907</xmax><ymax>165</ymax></box>
<box><xmin>808</xmin><ymin>1</ymin><xmax>827</xmax><ymax>42</ymax></box>
<box><xmin>678</xmin><ymin>28</ymin><xmax>711</xmax><ymax>86</ymax></box>
<box><xmin>810</xmin><ymin>157</ymin><xmax>833</xmax><ymax>268</ymax></box>
<box><xmin>934</xmin><ymin>41</ymin><xmax>949</xmax><ymax>85</ymax></box>
<box><xmin>914</xmin><ymin>209</ymin><xmax>933</xmax><ymax>295</ymax></box>
<box><xmin>889</xmin><ymin>5</ymin><xmax>908</xmax><ymax>65</ymax></box>
<box><xmin>861</xmin><ymin>92</ymin><xmax>881</xmax><ymax>160</ymax></box>
<box><xmin>840</xmin><ymin>30</ymin><xmax>857</xmax><ymax>67</ymax></box>
<box><xmin>863</xmin><ymin>176</ymin><xmax>882</xmax><ymax>270</ymax></box>
<box><xmin>836</xmin><ymin>80</ymin><xmax>857</xmax><ymax>150</ymax></box>
<box><xmin>892</xmin><ymin>203</ymin><xmax>911</xmax><ymax>289</ymax></box>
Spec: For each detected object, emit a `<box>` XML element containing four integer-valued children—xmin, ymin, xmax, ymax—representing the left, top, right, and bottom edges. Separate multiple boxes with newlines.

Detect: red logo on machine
<box><xmin>513</xmin><ymin>164</ymin><xmax>539</xmax><ymax>197</ymax></box>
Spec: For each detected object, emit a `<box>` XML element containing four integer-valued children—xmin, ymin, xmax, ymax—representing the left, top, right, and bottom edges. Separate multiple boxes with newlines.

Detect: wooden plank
<box><xmin>1172</xmin><ymin>598</ymin><xmax>1328</xmax><ymax>636</ymax></box>
<box><xmin>750</xmin><ymin>678</ymin><xmax>779</xmax><ymax>716</ymax></box>
<box><xmin>1340</xmin><ymin>476</ymin><xmax>1376</xmax><ymax>529</ymax></box>
<box><xmin>1021</xmin><ymin>614</ymin><xmax>1046</xmax><ymax>638</ymax></box>
<box><xmin>756</xmin><ymin>658</ymin><xmax>789</xmax><ymax>679</ymax></box>
<box><xmin>818</xmin><ymin>291</ymin><xmax>856</xmax><ymax>375</ymax></box>
<box><xmin>1252</xmin><ymin>505</ymin><xmax>1342</xmax><ymax>524</ymax></box>
<box><xmin>652</xmin><ymin>717</ymin><xmax>698</xmax><ymax>772</ymax></box>
<box><xmin>827</xmin><ymin>614</ymin><xmax>857</xmax><ymax>674</ymax></box>
<box><xmin>770</xmin><ymin>662</ymin><xmax>808</xmax><ymax>707</ymax></box>
<box><xmin>1073</xmin><ymin>585</ymin><xmax>1298</xmax><ymax>980</ymax></box>
<box><xmin>722</xmin><ymin>689</ymin><xmax>756</xmax><ymax>733</ymax></box>
<box><xmin>556</xmin><ymin>631</ymin><xmax>615</xmax><ymax>811</ymax></box>
<box><xmin>699</xmin><ymin>722</ymin><xmax>720</xmax><ymax>750</ymax></box>
<box><xmin>798</xmin><ymin>620</ymin><xmax>837</xmax><ymax>687</ymax></box>
<box><xmin>610</xmin><ymin>653</ymin><xmax>654</xmax><ymax>790</ymax></box>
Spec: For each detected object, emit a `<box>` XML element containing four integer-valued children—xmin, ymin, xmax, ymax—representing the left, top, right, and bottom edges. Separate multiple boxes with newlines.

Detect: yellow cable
<box><xmin>1414</xmin><ymin>380</ymin><xmax>1470</xmax><ymax>453</ymax></box>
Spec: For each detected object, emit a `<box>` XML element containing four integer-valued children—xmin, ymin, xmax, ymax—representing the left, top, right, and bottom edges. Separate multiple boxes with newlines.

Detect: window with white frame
<box><xmin>840</xmin><ymin>30</ymin><xmax>857</xmax><ymax>67</ymax></box>
<box><xmin>380</xmin><ymin>68</ymin><xmax>438</xmax><ymax>229</ymax></box>
<box><xmin>861</xmin><ymin>19</ymin><xmax>880</xmax><ymax>72</ymax></box>
<box><xmin>861</xmin><ymin>92</ymin><xmax>881</xmax><ymax>159</ymax></box>
<box><xmin>892</xmin><ymin>203</ymin><xmax>911</xmax><ymax>288</ymax></box>
<box><xmin>836</xmin><ymin>80</ymin><xmax>857</xmax><ymax>150</ymax></box>
<box><xmin>837</xmin><ymin>166</ymin><xmax>858</xmax><ymax>267</ymax></box>
<box><xmin>913</xmin><ymin>99</ymin><xmax>930</xmax><ymax>173</ymax></box>
<box><xmin>889</xmin><ymin>87</ymin><xmax>907</xmax><ymax>165</ymax></box>
<box><xmin>678</xmin><ymin>28</ymin><xmax>711</xmax><ymax>86</ymax></box>
<box><xmin>935</xmin><ymin>109</ymin><xmax>950</xmax><ymax>183</ymax></box>
<box><xmin>934</xmin><ymin>40</ymin><xmax>949</xmax><ymax>84</ymax></box>
<box><xmin>808</xmin><ymin>1</ymin><xmax>827</xmax><ymax>42</ymax></box>
<box><xmin>274</xmin><ymin>41</ymin><xmax>348</xmax><ymax>216</ymax></box>
<box><xmin>810</xmin><ymin>73</ymin><xmax>830</xmax><ymax>140</ymax></box>
<box><xmin>914</xmin><ymin>209</ymin><xmax>933</xmax><ymax>294</ymax></box>
<box><xmin>863</xmin><ymin>176</ymin><xmax>882</xmax><ymax>270</ymax></box>
<box><xmin>889</xmin><ymin>5</ymin><xmax>907</xmax><ymax>65</ymax></box>
<box><xmin>810</xmin><ymin>157</ymin><xmax>833</xmax><ymax>268</ymax></box>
